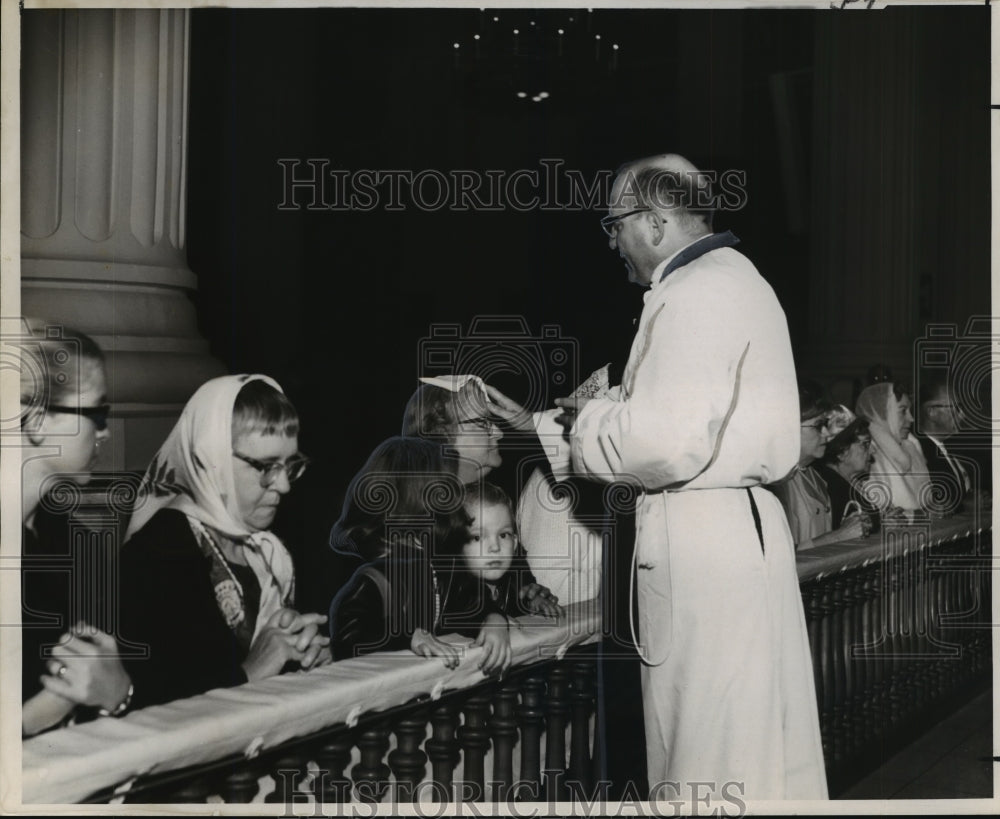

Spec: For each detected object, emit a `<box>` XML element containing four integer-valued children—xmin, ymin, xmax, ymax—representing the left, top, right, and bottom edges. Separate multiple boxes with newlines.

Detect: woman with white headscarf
<box><xmin>121</xmin><ymin>375</ymin><xmax>329</xmax><ymax>709</ymax></box>
<box><xmin>854</xmin><ymin>382</ymin><xmax>931</xmax><ymax>513</ymax></box>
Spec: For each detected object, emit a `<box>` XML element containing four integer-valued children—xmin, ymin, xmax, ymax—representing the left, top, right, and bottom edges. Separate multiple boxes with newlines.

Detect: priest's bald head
<box><xmin>603</xmin><ymin>153</ymin><xmax>715</xmax><ymax>286</ymax></box>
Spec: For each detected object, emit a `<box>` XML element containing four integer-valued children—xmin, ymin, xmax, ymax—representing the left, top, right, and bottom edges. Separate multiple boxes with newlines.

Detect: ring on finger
<box><xmin>51</xmin><ymin>661</ymin><xmax>68</xmax><ymax>678</ymax></box>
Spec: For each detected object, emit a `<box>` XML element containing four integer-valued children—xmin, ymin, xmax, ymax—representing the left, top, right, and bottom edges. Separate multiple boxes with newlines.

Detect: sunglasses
<box><xmin>46</xmin><ymin>403</ymin><xmax>111</xmax><ymax>431</ymax></box>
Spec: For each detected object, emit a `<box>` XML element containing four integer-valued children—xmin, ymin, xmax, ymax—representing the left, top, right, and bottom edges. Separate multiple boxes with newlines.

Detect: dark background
<box><xmin>183</xmin><ymin>6</ymin><xmax>989</xmax><ymax>602</ymax></box>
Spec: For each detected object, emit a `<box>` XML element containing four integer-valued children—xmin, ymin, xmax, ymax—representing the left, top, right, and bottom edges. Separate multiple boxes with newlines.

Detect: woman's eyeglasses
<box><xmin>800</xmin><ymin>418</ymin><xmax>830</xmax><ymax>432</ymax></box>
<box><xmin>46</xmin><ymin>403</ymin><xmax>111</xmax><ymax>431</ymax></box>
<box><xmin>456</xmin><ymin>417</ymin><xmax>498</xmax><ymax>432</ymax></box>
<box><xmin>233</xmin><ymin>452</ymin><xmax>310</xmax><ymax>487</ymax></box>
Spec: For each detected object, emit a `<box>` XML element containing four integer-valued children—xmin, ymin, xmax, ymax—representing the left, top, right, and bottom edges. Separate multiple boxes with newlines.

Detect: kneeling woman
<box><xmin>121</xmin><ymin>375</ymin><xmax>329</xmax><ymax>709</ymax></box>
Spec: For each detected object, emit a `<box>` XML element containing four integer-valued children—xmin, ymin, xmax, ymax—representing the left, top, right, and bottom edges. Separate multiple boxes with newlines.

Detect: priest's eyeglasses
<box><xmin>600</xmin><ymin>208</ymin><xmax>652</xmax><ymax>237</ymax></box>
<box><xmin>233</xmin><ymin>452</ymin><xmax>310</xmax><ymax>487</ymax></box>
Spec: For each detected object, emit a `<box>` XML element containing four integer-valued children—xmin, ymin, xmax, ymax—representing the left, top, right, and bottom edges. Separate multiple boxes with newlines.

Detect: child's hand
<box><xmin>410</xmin><ymin>628</ymin><xmax>462</xmax><ymax>670</ymax></box>
<box><xmin>473</xmin><ymin>614</ymin><xmax>512</xmax><ymax>676</ymax></box>
<box><xmin>519</xmin><ymin>583</ymin><xmax>561</xmax><ymax>618</ymax></box>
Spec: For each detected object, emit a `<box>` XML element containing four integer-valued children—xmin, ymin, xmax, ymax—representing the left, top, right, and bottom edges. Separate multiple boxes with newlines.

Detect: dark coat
<box><xmin>119</xmin><ymin>508</ymin><xmax>255</xmax><ymax>709</ymax></box>
<box><xmin>329</xmin><ymin>543</ymin><xmax>494</xmax><ymax>660</ymax></box>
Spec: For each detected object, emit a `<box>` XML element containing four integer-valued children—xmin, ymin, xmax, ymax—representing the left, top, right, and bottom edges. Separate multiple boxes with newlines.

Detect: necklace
<box><xmin>799</xmin><ymin>467</ymin><xmax>831</xmax><ymax>515</ymax></box>
<box><xmin>189</xmin><ymin>518</ymin><xmax>246</xmax><ymax>629</ymax></box>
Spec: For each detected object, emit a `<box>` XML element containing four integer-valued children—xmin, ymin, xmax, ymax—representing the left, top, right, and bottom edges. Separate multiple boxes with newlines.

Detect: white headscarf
<box><xmin>855</xmin><ymin>383</ymin><xmax>930</xmax><ymax>511</ymax></box>
<box><xmin>126</xmin><ymin>374</ymin><xmax>295</xmax><ymax>636</ymax></box>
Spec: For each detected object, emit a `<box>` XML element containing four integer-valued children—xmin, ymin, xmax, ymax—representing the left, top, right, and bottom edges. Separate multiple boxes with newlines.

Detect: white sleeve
<box><xmin>569</xmin><ymin>278</ymin><xmax>748</xmax><ymax>489</ymax></box>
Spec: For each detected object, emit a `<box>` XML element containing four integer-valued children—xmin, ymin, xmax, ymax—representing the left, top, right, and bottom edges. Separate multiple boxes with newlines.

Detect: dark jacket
<box><xmin>813</xmin><ymin>465</ymin><xmax>875</xmax><ymax>529</ymax></box>
<box><xmin>329</xmin><ymin>543</ymin><xmax>498</xmax><ymax>660</ymax></box>
<box><xmin>917</xmin><ymin>434</ymin><xmax>991</xmax><ymax>513</ymax></box>
<box><xmin>443</xmin><ymin>546</ymin><xmax>539</xmax><ymax>628</ymax></box>
<box><xmin>119</xmin><ymin>508</ymin><xmax>255</xmax><ymax>709</ymax></box>
<box><xmin>21</xmin><ymin>509</ymin><xmax>112</xmax><ymax>707</ymax></box>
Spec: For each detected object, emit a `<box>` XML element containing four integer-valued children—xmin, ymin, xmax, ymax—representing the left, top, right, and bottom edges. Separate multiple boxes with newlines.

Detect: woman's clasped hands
<box><xmin>242</xmin><ymin>608</ymin><xmax>331</xmax><ymax>681</ymax></box>
<box><xmin>40</xmin><ymin>622</ymin><xmax>131</xmax><ymax>713</ymax></box>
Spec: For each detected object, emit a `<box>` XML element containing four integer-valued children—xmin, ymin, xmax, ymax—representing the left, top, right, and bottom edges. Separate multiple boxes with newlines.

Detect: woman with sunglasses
<box><xmin>120</xmin><ymin>375</ymin><xmax>330</xmax><ymax>709</ymax></box>
<box><xmin>771</xmin><ymin>384</ymin><xmax>868</xmax><ymax>551</ymax></box>
<box><xmin>20</xmin><ymin>322</ymin><xmax>133</xmax><ymax>736</ymax></box>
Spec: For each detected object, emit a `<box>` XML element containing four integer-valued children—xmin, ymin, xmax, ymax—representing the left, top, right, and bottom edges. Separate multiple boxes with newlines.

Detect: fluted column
<box><xmin>21</xmin><ymin>9</ymin><xmax>224</xmax><ymax>471</ymax></box>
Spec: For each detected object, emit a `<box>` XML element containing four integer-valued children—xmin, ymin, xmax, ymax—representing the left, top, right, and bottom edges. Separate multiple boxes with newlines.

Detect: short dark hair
<box><xmin>463</xmin><ymin>481</ymin><xmax>513</xmax><ymax>519</ymax></box>
<box><xmin>19</xmin><ymin>323</ymin><xmax>105</xmax><ymax>426</ymax></box>
<box><xmin>918</xmin><ymin>377</ymin><xmax>948</xmax><ymax>409</ymax></box>
<box><xmin>401</xmin><ymin>383</ymin><xmax>459</xmax><ymax>439</ymax></box>
<box><xmin>330</xmin><ymin>436</ymin><xmax>467</xmax><ymax>561</ymax></box>
<box><xmin>798</xmin><ymin>379</ymin><xmax>831</xmax><ymax>422</ymax></box>
<box><xmin>821</xmin><ymin>418</ymin><xmax>870</xmax><ymax>465</ymax></box>
<box><xmin>232</xmin><ymin>379</ymin><xmax>299</xmax><ymax>441</ymax></box>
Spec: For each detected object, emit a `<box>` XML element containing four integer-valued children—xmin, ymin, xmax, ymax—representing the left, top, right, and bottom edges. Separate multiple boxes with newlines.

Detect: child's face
<box><xmin>461</xmin><ymin>501</ymin><xmax>516</xmax><ymax>583</ymax></box>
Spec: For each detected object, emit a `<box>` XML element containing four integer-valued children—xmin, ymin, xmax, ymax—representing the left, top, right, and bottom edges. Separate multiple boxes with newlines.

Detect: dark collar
<box><xmin>658</xmin><ymin>230</ymin><xmax>740</xmax><ymax>283</ymax></box>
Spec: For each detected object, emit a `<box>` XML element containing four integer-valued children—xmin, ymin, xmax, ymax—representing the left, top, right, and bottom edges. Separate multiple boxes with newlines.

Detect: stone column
<box><xmin>21</xmin><ymin>8</ymin><xmax>224</xmax><ymax>472</ymax></box>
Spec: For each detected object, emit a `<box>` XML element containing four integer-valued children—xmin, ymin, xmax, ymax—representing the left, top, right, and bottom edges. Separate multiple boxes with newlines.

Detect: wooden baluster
<box><xmin>817</xmin><ymin>583</ymin><xmax>835</xmax><ymax>765</ymax></box>
<box><xmin>830</xmin><ymin>577</ymin><xmax>846</xmax><ymax>764</ymax></box>
<box><xmin>389</xmin><ymin>709</ymin><xmax>429</xmax><ymax>802</ymax></box>
<box><xmin>221</xmin><ymin>764</ymin><xmax>261</xmax><ymax>803</ymax></box>
<box><xmin>544</xmin><ymin>662</ymin><xmax>571</xmax><ymax>801</ymax></box>
<box><xmin>568</xmin><ymin>659</ymin><xmax>595</xmax><ymax>798</ymax></box>
<box><xmin>848</xmin><ymin>571</ymin><xmax>865</xmax><ymax>750</ymax></box>
<box><xmin>841</xmin><ymin>575</ymin><xmax>859</xmax><ymax>758</ymax></box>
<box><xmin>314</xmin><ymin>733</ymin><xmax>355</xmax><ymax>804</ymax></box>
<box><xmin>885</xmin><ymin>534</ymin><xmax>905</xmax><ymax>731</ymax></box>
<box><xmin>266</xmin><ymin>752</ymin><xmax>308</xmax><ymax>805</ymax></box>
<box><xmin>170</xmin><ymin>776</ymin><xmax>214</xmax><ymax>803</ymax></box>
<box><xmin>352</xmin><ymin>722</ymin><xmax>391</xmax><ymax>804</ymax></box>
<box><xmin>425</xmin><ymin>700</ymin><xmax>461</xmax><ymax>801</ymax></box>
<box><xmin>490</xmin><ymin>676</ymin><xmax>520</xmax><ymax>800</ymax></box>
<box><xmin>457</xmin><ymin>690</ymin><xmax>493</xmax><ymax>801</ymax></box>
<box><xmin>873</xmin><ymin>558</ymin><xmax>891</xmax><ymax>740</ymax></box>
<box><xmin>857</xmin><ymin>567</ymin><xmax>879</xmax><ymax>750</ymax></box>
<box><xmin>516</xmin><ymin>673</ymin><xmax>546</xmax><ymax>800</ymax></box>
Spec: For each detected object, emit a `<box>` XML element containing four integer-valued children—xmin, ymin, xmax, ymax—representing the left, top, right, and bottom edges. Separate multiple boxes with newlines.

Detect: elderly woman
<box><xmin>120</xmin><ymin>375</ymin><xmax>329</xmax><ymax>709</ymax></box>
<box><xmin>771</xmin><ymin>386</ymin><xmax>867</xmax><ymax>551</ymax></box>
<box><xmin>20</xmin><ymin>322</ymin><xmax>132</xmax><ymax>736</ymax></box>
<box><xmin>815</xmin><ymin>414</ymin><xmax>877</xmax><ymax>529</ymax></box>
<box><xmin>855</xmin><ymin>382</ymin><xmax>931</xmax><ymax>513</ymax></box>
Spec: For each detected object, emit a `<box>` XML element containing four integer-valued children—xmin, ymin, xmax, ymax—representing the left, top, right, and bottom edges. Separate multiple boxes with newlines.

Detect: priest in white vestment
<box><xmin>558</xmin><ymin>154</ymin><xmax>828</xmax><ymax>800</ymax></box>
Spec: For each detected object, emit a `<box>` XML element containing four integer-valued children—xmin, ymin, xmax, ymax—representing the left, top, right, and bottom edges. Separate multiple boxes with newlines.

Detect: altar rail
<box><xmin>796</xmin><ymin>512</ymin><xmax>993</xmax><ymax>793</ymax></box>
<box><xmin>20</xmin><ymin>512</ymin><xmax>992</xmax><ymax>804</ymax></box>
<box><xmin>21</xmin><ymin>600</ymin><xmax>603</xmax><ymax>804</ymax></box>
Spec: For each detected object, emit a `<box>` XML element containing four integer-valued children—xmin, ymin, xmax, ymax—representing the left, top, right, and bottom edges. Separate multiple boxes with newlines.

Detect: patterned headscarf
<box><xmin>126</xmin><ymin>374</ymin><xmax>296</xmax><ymax>639</ymax></box>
